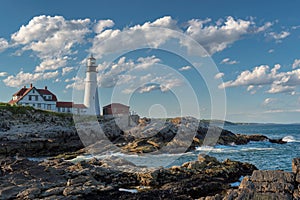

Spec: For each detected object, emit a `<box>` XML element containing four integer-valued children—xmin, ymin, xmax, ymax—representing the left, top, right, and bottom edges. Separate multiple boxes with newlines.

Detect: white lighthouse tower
<box><xmin>84</xmin><ymin>55</ymin><xmax>100</xmax><ymax>116</ymax></box>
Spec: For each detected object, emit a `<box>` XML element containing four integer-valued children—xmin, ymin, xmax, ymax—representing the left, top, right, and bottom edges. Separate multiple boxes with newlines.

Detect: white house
<box><xmin>8</xmin><ymin>84</ymin><xmax>87</xmax><ymax>114</ymax></box>
<box><xmin>9</xmin><ymin>84</ymin><xmax>57</xmax><ymax>111</ymax></box>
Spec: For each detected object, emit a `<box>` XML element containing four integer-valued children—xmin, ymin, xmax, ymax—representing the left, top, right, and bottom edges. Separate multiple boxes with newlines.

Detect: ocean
<box><xmin>172</xmin><ymin>124</ymin><xmax>300</xmax><ymax>172</ymax></box>
<box><xmin>69</xmin><ymin>124</ymin><xmax>300</xmax><ymax>172</ymax></box>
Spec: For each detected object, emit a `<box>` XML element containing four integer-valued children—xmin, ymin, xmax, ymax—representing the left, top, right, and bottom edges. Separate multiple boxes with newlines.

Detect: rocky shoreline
<box><xmin>0</xmin><ymin>107</ymin><xmax>295</xmax><ymax>199</ymax></box>
<box><xmin>0</xmin><ymin>108</ymin><xmax>286</xmax><ymax>157</ymax></box>
<box><xmin>0</xmin><ymin>154</ymin><xmax>257</xmax><ymax>199</ymax></box>
<box><xmin>1</xmin><ymin>155</ymin><xmax>299</xmax><ymax>199</ymax></box>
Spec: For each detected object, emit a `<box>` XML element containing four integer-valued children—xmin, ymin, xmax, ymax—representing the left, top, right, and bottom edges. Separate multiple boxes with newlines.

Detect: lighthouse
<box><xmin>84</xmin><ymin>55</ymin><xmax>100</xmax><ymax>116</ymax></box>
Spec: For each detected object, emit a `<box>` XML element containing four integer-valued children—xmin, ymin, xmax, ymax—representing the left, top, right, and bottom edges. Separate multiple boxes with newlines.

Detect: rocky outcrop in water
<box><xmin>119</xmin><ymin>117</ymin><xmax>286</xmax><ymax>154</ymax></box>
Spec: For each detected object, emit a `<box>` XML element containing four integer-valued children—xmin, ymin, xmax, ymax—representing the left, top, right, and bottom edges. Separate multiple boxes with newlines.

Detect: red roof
<box><xmin>9</xmin><ymin>87</ymin><xmax>34</xmax><ymax>104</ymax></box>
<box><xmin>8</xmin><ymin>99</ymin><xmax>19</xmax><ymax>104</ymax></box>
<box><xmin>56</xmin><ymin>101</ymin><xmax>73</xmax><ymax>108</ymax></box>
<box><xmin>37</xmin><ymin>89</ymin><xmax>57</xmax><ymax>101</ymax></box>
<box><xmin>56</xmin><ymin>102</ymin><xmax>87</xmax><ymax>109</ymax></box>
<box><xmin>103</xmin><ymin>103</ymin><xmax>129</xmax><ymax>108</ymax></box>
<box><xmin>13</xmin><ymin>88</ymin><xmax>29</xmax><ymax>96</ymax></box>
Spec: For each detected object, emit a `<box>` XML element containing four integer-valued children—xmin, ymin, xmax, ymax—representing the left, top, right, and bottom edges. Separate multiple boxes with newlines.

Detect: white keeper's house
<box><xmin>8</xmin><ymin>83</ymin><xmax>87</xmax><ymax>114</ymax></box>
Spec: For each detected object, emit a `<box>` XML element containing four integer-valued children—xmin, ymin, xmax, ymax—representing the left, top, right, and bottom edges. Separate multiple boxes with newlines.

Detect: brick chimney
<box><xmin>45</xmin><ymin>86</ymin><xmax>48</xmax><ymax>90</ymax></box>
<box><xmin>30</xmin><ymin>83</ymin><xmax>33</xmax><ymax>88</ymax></box>
<box><xmin>24</xmin><ymin>86</ymin><xmax>26</xmax><ymax>89</ymax></box>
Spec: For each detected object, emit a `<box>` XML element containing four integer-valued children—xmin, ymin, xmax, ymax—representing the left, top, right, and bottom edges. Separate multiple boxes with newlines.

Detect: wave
<box><xmin>282</xmin><ymin>135</ymin><xmax>299</xmax><ymax>143</ymax></box>
<box><xmin>196</xmin><ymin>145</ymin><xmax>274</xmax><ymax>153</ymax></box>
<box><xmin>68</xmin><ymin>151</ymin><xmax>195</xmax><ymax>168</ymax></box>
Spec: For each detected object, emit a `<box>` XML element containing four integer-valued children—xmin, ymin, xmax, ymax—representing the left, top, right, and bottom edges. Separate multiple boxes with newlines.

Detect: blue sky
<box><xmin>0</xmin><ymin>0</ymin><xmax>300</xmax><ymax>123</ymax></box>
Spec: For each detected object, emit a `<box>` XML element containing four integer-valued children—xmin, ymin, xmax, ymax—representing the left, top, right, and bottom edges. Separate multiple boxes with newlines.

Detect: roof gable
<box><xmin>37</xmin><ymin>89</ymin><xmax>57</xmax><ymax>101</ymax></box>
<box><xmin>9</xmin><ymin>86</ymin><xmax>57</xmax><ymax>104</ymax></box>
<box><xmin>10</xmin><ymin>87</ymin><xmax>34</xmax><ymax>104</ymax></box>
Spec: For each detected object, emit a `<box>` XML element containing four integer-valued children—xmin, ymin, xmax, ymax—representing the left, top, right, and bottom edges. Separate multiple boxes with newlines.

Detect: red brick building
<box><xmin>103</xmin><ymin>103</ymin><xmax>130</xmax><ymax>116</ymax></box>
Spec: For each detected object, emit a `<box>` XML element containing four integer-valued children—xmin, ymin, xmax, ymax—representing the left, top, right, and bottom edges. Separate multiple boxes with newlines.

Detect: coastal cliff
<box><xmin>0</xmin><ymin>106</ymin><xmax>83</xmax><ymax>156</ymax></box>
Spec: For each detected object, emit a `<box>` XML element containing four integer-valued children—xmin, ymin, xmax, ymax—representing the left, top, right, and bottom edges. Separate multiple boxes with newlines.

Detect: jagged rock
<box><xmin>224</xmin><ymin>158</ymin><xmax>300</xmax><ymax>200</ymax></box>
<box><xmin>269</xmin><ymin>138</ymin><xmax>287</xmax><ymax>144</ymax></box>
<box><xmin>0</xmin><ymin>155</ymin><xmax>257</xmax><ymax>199</ymax></box>
<box><xmin>293</xmin><ymin>158</ymin><xmax>300</xmax><ymax>174</ymax></box>
<box><xmin>41</xmin><ymin>187</ymin><xmax>65</xmax><ymax>197</ymax></box>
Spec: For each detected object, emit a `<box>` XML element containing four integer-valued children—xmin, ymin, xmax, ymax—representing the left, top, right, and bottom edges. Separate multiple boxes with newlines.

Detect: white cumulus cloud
<box><xmin>0</xmin><ymin>38</ymin><xmax>9</xmax><ymax>52</ymax></box>
<box><xmin>292</xmin><ymin>59</ymin><xmax>300</xmax><ymax>69</ymax></box>
<box><xmin>185</xmin><ymin>16</ymin><xmax>265</xmax><ymax>54</ymax></box>
<box><xmin>91</xmin><ymin>16</ymin><xmax>271</xmax><ymax>57</ymax></box>
<box><xmin>94</xmin><ymin>19</ymin><xmax>115</xmax><ymax>33</ymax></box>
<box><xmin>3</xmin><ymin>71</ymin><xmax>59</xmax><ymax>88</ymax></box>
<box><xmin>62</xmin><ymin>66</ymin><xmax>74</xmax><ymax>76</ymax></box>
<box><xmin>214</xmin><ymin>72</ymin><xmax>224</xmax><ymax>79</ymax></box>
<box><xmin>268</xmin><ymin>31</ymin><xmax>290</xmax><ymax>42</ymax></box>
<box><xmin>263</xmin><ymin>98</ymin><xmax>276</xmax><ymax>105</ymax></box>
<box><xmin>179</xmin><ymin>66</ymin><xmax>192</xmax><ymax>71</ymax></box>
<box><xmin>35</xmin><ymin>57</ymin><xmax>68</xmax><ymax>72</ymax></box>
<box><xmin>11</xmin><ymin>15</ymin><xmax>91</xmax><ymax>72</ymax></box>
<box><xmin>220</xmin><ymin>63</ymin><xmax>300</xmax><ymax>95</ymax></box>
<box><xmin>0</xmin><ymin>72</ymin><xmax>8</xmax><ymax>77</ymax></box>
<box><xmin>220</xmin><ymin>58</ymin><xmax>238</xmax><ymax>65</ymax></box>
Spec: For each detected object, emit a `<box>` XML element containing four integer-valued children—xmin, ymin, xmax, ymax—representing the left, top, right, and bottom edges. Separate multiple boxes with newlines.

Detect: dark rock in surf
<box><xmin>269</xmin><ymin>138</ymin><xmax>287</xmax><ymax>144</ymax></box>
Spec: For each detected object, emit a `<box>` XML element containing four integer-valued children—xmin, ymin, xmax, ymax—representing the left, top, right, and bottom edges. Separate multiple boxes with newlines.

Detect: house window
<box><xmin>29</xmin><ymin>96</ymin><xmax>32</xmax><ymax>101</ymax></box>
<box><xmin>62</xmin><ymin>108</ymin><xmax>65</xmax><ymax>112</ymax></box>
<box><xmin>35</xmin><ymin>96</ymin><xmax>38</xmax><ymax>101</ymax></box>
<box><xmin>67</xmin><ymin>108</ymin><xmax>71</xmax><ymax>113</ymax></box>
<box><xmin>37</xmin><ymin>103</ymin><xmax>41</xmax><ymax>108</ymax></box>
<box><xmin>32</xmin><ymin>90</ymin><xmax>35</xmax><ymax>94</ymax></box>
<box><xmin>47</xmin><ymin>104</ymin><xmax>51</xmax><ymax>110</ymax></box>
<box><xmin>32</xmin><ymin>104</ymin><xmax>35</xmax><ymax>107</ymax></box>
<box><xmin>58</xmin><ymin>107</ymin><xmax>60</xmax><ymax>112</ymax></box>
